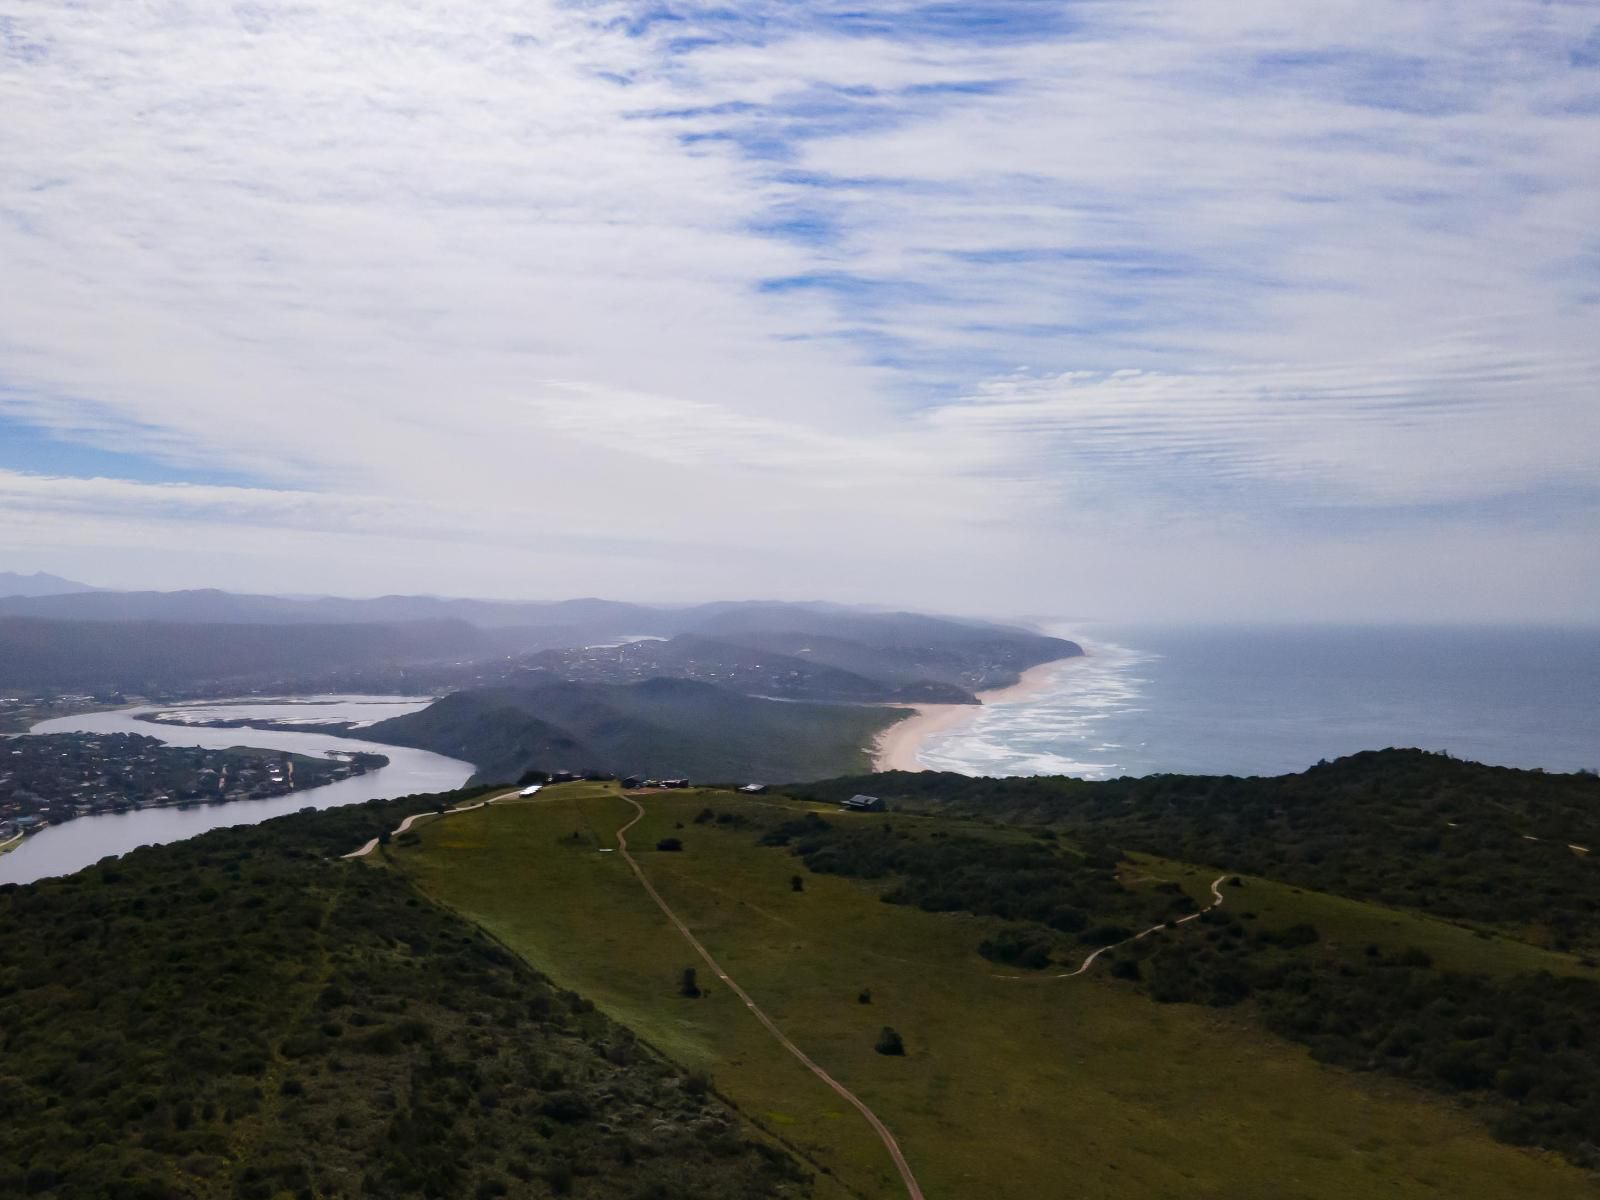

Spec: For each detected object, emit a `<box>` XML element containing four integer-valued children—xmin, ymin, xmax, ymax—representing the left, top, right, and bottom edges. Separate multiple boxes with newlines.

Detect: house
<box><xmin>660</xmin><ymin>778</ymin><xmax>690</xmax><ymax>789</ymax></box>
<box><xmin>738</xmin><ymin>783</ymin><xmax>768</xmax><ymax>795</ymax></box>
<box><xmin>551</xmin><ymin>770</ymin><xmax>578</xmax><ymax>783</ymax></box>
<box><xmin>621</xmin><ymin>776</ymin><xmax>643</xmax><ymax>789</ymax></box>
<box><xmin>840</xmin><ymin>794</ymin><xmax>885</xmax><ymax>813</ymax></box>
<box><xmin>518</xmin><ymin>785</ymin><xmax>543</xmax><ymax>797</ymax></box>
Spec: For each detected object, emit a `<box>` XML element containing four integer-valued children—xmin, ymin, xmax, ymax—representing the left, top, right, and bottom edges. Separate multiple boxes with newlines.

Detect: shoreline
<box><xmin>870</xmin><ymin>655</ymin><xmax>1081</xmax><ymax>773</ymax></box>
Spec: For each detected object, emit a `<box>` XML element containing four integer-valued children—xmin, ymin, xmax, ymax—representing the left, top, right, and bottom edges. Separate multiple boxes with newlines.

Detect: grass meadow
<box><xmin>392</xmin><ymin>784</ymin><xmax>1595</xmax><ymax>1200</ymax></box>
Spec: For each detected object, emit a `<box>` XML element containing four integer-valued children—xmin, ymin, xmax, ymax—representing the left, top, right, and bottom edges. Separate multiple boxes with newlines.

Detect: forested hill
<box><xmin>365</xmin><ymin>678</ymin><xmax>904</xmax><ymax>784</ymax></box>
<box><xmin>790</xmin><ymin>750</ymin><xmax>1600</xmax><ymax>953</ymax></box>
<box><xmin>0</xmin><ymin>791</ymin><xmax>809</xmax><ymax>1200</ymax></box>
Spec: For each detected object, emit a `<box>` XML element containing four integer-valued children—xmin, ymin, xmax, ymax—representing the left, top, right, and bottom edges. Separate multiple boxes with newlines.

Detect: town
<box><xmin>0</xmin><ymin>732</ymin><xmax>387</xmax><ymax>845</ymax></box>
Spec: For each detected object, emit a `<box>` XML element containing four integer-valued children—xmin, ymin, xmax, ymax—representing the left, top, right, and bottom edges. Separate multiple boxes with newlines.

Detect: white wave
<box><xmin>917</xmin><ymin>635</ymin><xmax>1156</xmax><ymax>780</ymax></box>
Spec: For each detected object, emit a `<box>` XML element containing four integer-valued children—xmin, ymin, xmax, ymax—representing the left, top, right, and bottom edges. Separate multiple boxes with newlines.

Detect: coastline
<box><xmin>870</xmin><ymin>656</ymin><xmax>1081</xmax><ymax>773</ymax></box>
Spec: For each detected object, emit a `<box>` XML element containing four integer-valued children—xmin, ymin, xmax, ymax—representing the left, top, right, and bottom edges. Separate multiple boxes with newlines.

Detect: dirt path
<box><xmin>993</xmin><ymin>874</ymin><xmax>1229</xmax><ymax>981</ymax></box>
<box><xmin>614</xmin><ymin>796</ymin><xmax>926</xmax><ymax>1200</ymax></box>
<box><xmin>341</xmin><ymin>791</ymin><xmax>514</xmax><ymax>859</ymax></box>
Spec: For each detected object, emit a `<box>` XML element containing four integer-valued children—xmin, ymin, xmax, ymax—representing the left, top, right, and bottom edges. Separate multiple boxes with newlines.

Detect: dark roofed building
<box><xmin>840</xmin><ymin>794</ymin><xmax>884</xmax><ymax>813</ymax></box>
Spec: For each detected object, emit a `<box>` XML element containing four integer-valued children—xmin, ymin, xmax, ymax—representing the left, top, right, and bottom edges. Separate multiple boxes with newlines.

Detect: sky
<box><xmin>1</xmin><ymin>0</ymin><xmax>1597</xmax><ymax>622</ymax></box>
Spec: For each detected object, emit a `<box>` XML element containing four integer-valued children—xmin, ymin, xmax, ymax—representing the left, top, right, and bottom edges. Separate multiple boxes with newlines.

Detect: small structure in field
<box><xmin>841</xmin><ymin>794</ymin><xmax>885</xmax><ymax>813</ymax></box>
<box><xmin>518</xmin><ymin>784</ymin><xmax>542</xmax><ymax>797</ymax></box>
<box><xmin>739</xmin><ymin>783</ymin><xmax>768</xmax><ymax>795</ymax></box>
<box><xmin>660</xmin><ymin>778</ymin><xmax>690</xmax><ymax>789</ymax></box>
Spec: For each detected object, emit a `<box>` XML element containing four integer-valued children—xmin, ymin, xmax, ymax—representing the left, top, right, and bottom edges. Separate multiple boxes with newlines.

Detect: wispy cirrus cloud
<box><xmin>0</xmin><ymin>0</ymin><xmax>1595</xmax><ymax>617</ymax></box>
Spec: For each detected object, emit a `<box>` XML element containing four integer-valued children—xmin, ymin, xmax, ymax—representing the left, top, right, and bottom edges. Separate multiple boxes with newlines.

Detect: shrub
<box><xmin>874</xmin><ymin>1027</ymin><xmax>906</xmax><ymax>1056</ymax></box>
<box><xmin>656</xmin><ymin>837</ymin><xmax>683</xmax><ymax>852</ymax></box>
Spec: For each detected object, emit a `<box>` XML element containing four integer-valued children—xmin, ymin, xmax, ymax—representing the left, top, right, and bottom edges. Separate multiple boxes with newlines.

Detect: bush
<box><xmin>874</xmin><ymin>1027</ymin><xmax>906</xmax><ymax>1056</ymax></box>
<box><xmin>656</xmin><ymin>837</ymin><xmax>683</xmax><ymax>852</ymax></box>
<box><xmin>978</xmin><ymin>927</ymin><xmax>1054</xmax><ymax>970</ymax></box>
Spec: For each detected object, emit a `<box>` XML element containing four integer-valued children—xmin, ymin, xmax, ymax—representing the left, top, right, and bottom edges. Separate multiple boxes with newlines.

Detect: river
<box><xmin>0</xmin><ymin>695</ymin><xmax>472</xmax><ymax>886</ymax></box>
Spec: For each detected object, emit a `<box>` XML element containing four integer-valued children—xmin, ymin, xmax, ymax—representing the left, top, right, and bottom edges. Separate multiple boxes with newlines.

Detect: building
<box><xmin>840</xmin><ymin>794</ymin><xmax>885</xmax><ymax>813</ymax></box>
<box><xmin>738</xmin><ymin>783</ymin><xmax>768</xmax><ymax>795</ymax></box>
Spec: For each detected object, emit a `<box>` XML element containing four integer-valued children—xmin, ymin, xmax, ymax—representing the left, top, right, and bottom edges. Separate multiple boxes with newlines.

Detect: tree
<box><xmin>874</xmin><ymin>1027</ymin><xmax>905</xmax><ymax>1056</ymax></box>
<box><xmin>790</xmin><ymin>875</ymin><xmax>805</xmax><ymax>893</ymax></box>
<box><xmin>680</xmin><ymin>967</ymin><xmax>701</xmax><ymax>998</ymax></box>
<box><xmin>657</xmin><ymin>837</ymin><xmax>683</xmax><ymax>852</ymax></box>
<box><xmin>857</xmin><ymin>988</ymin><xmax>872</xmax><ymax>1005</ymax></box>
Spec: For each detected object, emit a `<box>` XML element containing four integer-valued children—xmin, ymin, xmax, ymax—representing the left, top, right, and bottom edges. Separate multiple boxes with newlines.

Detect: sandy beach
<box><xmin>870</xmin><ymin>655</ymin><xmax>1081</xmax><ymax>772</ymax></box>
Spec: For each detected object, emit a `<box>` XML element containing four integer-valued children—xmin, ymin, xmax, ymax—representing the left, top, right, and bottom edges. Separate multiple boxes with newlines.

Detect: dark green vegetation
<box><xmin>1115</xmin><ymin>914</ymin><xmax>1600</xmax><ymax>1166</ymax></box>
<box><xmin>796</xmin><ymin>750</ymin><xmax>1600</xmax><ymax>951</ymax></box>
<box><xmin>755</xmin><ymin>811</ymin><xmax>1180</xmax><ymax>964</ymax></box>
<box><xmin>786</xmin><ymin>751</ymin><xmax>1600</xmax><ymax>1169</ymax></box>
<box><xmin>0</xmin><ymin>790</ymin><xmax>807</xmax><ymax>1199</ymax></box>
<box><xmin>366</xmin><ymin>678</ymin><xmax>903</xmax><ymax>784</ymax></box>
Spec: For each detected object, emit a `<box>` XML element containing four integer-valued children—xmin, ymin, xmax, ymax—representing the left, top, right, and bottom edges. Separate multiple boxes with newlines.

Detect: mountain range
<box><xmin>0</xmin><ymin>588</ymin><xmax>1077</xmax><ymax>703</ymax></box>
<box><xmin>0</xmin><ymin>571</ymin><xmax>99</xmax><ymax>598</ymax></box>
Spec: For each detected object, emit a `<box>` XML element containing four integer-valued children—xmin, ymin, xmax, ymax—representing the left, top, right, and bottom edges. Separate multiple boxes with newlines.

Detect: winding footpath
<box><xmin>340</xmin><ymin>785</ymin><xmax>1231</xmax><ymax>1197</ymax></box>
<box><xmin>614</xmin><ymin>796</ymin><xmax>927</xmax><ymax>1200</ymax></box>
<box><xmin>340</xmin><ymin>791</ymin><xmax>515</xmax><ymax>859</ymax></box>
<box><xmin>993</xmin><ymin>874</ymin><xmax>1230</xmax><ymax>981</ymax></box>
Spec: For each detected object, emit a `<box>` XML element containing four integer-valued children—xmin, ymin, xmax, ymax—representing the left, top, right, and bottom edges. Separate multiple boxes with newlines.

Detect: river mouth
<box><xmin>0</xmin><ymin>694</ymin><xmax>471</xmax><ymax>886</ymax></box>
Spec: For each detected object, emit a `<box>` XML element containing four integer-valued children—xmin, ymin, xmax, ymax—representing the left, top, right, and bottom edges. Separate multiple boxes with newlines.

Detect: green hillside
<box><xmin>365</xmin><ymin>678</ymin><xmax>904</xmax><ymax>783</ymax></box>
<box><xmin>395</xmin><ymin>781</ymin><xmax>1600</xmax><ymax>1199</ymax></box>
<box><xmin>0</xmin><ymin>792</ymin><xmax>808</xmax><ymax>1200</ymax></box>
<box><xmin>792</xmin><ymin>750</ymin><xmax>1600</xmax><ymax>952</ymax></box>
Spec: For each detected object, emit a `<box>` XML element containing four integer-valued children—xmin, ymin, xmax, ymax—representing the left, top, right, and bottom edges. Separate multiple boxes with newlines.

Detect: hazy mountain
<box><xmin>0</xmin><ymin>571</ymin><xmax>98</xmax><ymax>598</ymax></box>
<box><xmin>0</xmin><ymin>588</ymin><xmax>672</xmax><ymax>634</ymax></box>
<box><xmin>675</xmin><ymin>611</ymin><xmax>1082</xmax><ymax>692</ymax></box>
<box><xmin>365</xmin><ymin>677</ymin><xmax>903</xmax><ymax>783</ymax></box>
<box><xmin>0</xmin><ymin>616</ymin><xmax>493</xmax><ymax>692</ymax></box>
<box><xmin>520</xmin><ymin>634</ymin><xmax>981</xmax><ymax>703</ymax></box>
<box><xmin>0</xmin><ymin>588</ymin><xmax>1075</xmax><ymax>698</ymax></box>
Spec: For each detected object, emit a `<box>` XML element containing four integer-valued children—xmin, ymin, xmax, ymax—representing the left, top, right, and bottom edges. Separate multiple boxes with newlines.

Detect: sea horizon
<box><xmin>917</xmin><ymin>622</ymin><xmax>1600</xmax><ymax>781</ymax></box>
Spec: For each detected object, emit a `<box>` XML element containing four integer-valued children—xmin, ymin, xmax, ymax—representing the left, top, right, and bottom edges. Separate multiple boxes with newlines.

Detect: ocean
<box><xmin>917</xmin><ymin>625</ymin><xmax>1600</xmax><ymax>780</ymax></box>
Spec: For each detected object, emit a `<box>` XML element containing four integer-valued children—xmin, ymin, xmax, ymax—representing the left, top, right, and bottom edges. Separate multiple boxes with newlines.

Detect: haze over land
<box><xmin>3</xmin><ymin>1</ymin><xmax>1598</xmax><ymax>622</ymax></box>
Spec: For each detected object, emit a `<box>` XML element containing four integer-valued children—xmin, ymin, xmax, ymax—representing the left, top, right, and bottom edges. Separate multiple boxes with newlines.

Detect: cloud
<box><xmin>0</xmin><ymin>0</ymin><xmax>1596</xmax><ymax>617</ymax></box>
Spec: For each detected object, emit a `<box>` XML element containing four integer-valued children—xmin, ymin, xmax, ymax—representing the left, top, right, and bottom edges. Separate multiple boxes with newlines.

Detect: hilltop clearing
<box><xmin>395</xmin><ymin>779</ymin><xmax>1600</xmax><ymax>1198</ymax></box>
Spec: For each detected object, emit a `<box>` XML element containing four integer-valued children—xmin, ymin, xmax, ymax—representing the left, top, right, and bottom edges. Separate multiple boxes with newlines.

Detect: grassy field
<box><xmin>393</xmin><ymin>784</ymin><xmax>1596</xmax><ymax>1200</ymax></box>
<box><xmin>1128</xmin><ymin>853</ymin><xmax>1600</xmax><ymax>982</ymax></box>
